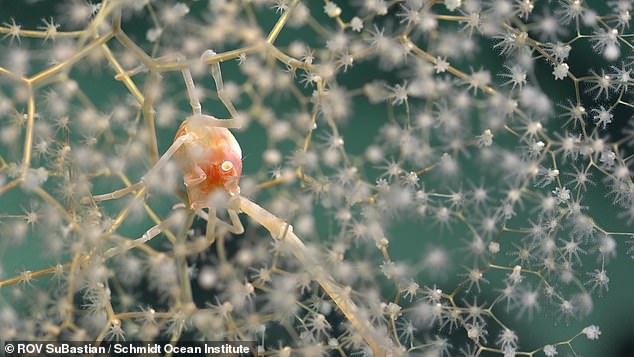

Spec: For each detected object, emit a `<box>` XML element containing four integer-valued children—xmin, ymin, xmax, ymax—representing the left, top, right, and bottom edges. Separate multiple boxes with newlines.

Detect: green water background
<box><xmin>0</xmin><ymin>0</ymin><xmax>632</xmax><ymax>355</ymax></box>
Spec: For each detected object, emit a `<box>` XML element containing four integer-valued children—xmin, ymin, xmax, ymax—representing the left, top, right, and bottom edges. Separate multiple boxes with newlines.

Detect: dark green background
<box><xmin>0</xmin><ymin>1</ymin><xmax>632</xmax><ymax>356</ymax></box>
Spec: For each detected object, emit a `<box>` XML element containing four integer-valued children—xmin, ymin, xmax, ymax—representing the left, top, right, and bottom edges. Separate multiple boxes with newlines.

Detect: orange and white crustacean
<box><xmin>87</xmin><ymin>51</ymin><xmax>246</xmax><ymax>245</ymax></box>
<box><xmin>174</xmin><ymin>116</ymin><xmax>242</xmax><ymax>209</ymax></box>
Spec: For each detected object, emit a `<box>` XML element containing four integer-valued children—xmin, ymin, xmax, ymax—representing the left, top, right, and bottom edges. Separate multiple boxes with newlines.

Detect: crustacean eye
<box><xmin>221</xmin><ymin>160</ymin><xmax>234</xmax><ymax>172</ymax></box>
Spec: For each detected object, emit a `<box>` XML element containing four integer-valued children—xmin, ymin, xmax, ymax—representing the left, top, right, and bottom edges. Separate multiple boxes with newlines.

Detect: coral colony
<box><xmin>0</xmin><ymin>1</ymin><xmax>633</xmax><ymax>356</ymax></box>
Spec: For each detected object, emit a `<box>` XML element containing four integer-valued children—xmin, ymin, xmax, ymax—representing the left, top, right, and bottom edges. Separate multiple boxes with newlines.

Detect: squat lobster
<box><xmin>87</xmin><ymin>50</ymin><xmax>245</xmax><ymax>244</ymax></box>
